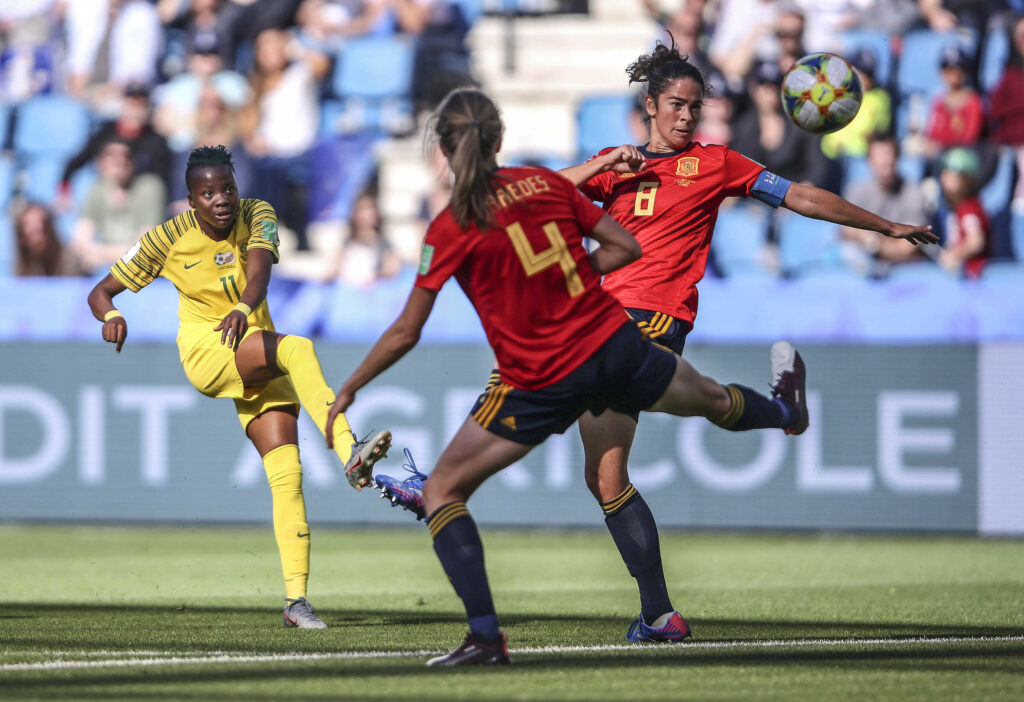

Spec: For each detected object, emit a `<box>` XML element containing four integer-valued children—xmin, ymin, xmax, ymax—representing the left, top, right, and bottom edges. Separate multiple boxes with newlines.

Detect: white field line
<box><xmin>2</xmin><ymin>635</ymin><xmax>1022</xmax><ymax>672</ymax></box>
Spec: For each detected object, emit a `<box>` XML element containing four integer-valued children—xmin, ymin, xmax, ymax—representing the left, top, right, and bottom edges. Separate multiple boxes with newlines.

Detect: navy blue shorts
<box><xmin>626</xmin><ymin>308</ymin><xmax>692</xmax><ymax>356</ymax></box>
<box><xmin>470</xmin><ymin>322</ymin><xmax>678</xmax><ymax>445</ymax></box>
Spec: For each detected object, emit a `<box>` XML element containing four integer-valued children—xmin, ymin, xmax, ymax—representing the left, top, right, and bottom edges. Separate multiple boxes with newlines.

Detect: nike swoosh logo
<box><xmin>184</xmin><ymin>261</ymin><xmax>201</xmax><ymax>269</ymax></box>
<box><xmin>297</xmin><ymin>532</ymin><xmax>310</xmax><ymax>538</ymax></box>
<box><xmin>326</xmin><ymin>400</ymin><xmax>334</xmax><ymax>406</ymax></box>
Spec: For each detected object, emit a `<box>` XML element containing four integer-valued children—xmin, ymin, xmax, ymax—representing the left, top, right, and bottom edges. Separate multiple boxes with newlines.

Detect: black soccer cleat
<box><xmin>426</xmin><ymin>631</ymin><xmax>510</xmax><ymax>667</ymax></box>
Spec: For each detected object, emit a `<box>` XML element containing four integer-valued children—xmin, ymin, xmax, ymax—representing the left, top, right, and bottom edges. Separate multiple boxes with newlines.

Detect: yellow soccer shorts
<box><xmin>178</xmin><ymin>324</ymin><xmax>300</xmax><ymax>431</ymax></box>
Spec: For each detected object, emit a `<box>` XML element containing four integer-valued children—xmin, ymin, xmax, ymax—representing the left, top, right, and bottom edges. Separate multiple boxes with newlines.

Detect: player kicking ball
<box><xmin>327</xmin><ymin>89</ymin><xmax>813</xmax><ymax>665</ymax></box>
<box><xmin>87</xmin><ymin>145</ymin><xmax>392</xmax><ymax>629</ymax></box>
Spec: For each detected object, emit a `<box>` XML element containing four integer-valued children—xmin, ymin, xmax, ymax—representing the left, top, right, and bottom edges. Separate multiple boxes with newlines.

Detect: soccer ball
<box><xmin>781</xmin><ymin>53</ymin><xmax>864</xmax><ymax>134</ymax></box>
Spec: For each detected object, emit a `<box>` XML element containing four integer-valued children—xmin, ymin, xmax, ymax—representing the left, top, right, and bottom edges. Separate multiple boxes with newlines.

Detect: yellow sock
<box><xmin>264</xmin><ymin>444</ymin><xmax>310</xmax><ymax>600</ymax></box>
<box><xmin>276</xmin><ymin>334</ymin><xmax>354</xmax><ymax>464</ymax></box>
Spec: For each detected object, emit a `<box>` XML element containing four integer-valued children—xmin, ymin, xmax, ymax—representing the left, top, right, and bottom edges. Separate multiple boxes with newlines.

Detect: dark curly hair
<box><xmin>185</xmin><ymin>144</ymin><xmax>235</xmax><ymax>191</ymax></box>
<box><xmin>627</xmin><ymin>38</ymin><xmax>708</xmax><ymax>103</ymax></box>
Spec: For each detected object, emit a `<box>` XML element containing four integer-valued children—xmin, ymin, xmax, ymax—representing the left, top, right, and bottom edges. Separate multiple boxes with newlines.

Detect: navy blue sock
<box><xmin>715</xmin><ymin>384</ymin><xmax>791</xmax><ymax>431</ymax></box>
<box><xmin>602</xmin><ymin>485</ymin><xmax>673</xmax><ymax>623</ymax></box>
<box><xmin>428</xmin><ymin>502</ymin><xmax>500</xmax><ymax>641</ymax></box>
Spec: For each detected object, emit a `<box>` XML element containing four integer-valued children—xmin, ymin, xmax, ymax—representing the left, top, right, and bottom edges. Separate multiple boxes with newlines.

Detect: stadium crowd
<box><xmin>2</xmin><ymin>0</ymin><xmax>1023</xmax><ymax>285</ymax></box>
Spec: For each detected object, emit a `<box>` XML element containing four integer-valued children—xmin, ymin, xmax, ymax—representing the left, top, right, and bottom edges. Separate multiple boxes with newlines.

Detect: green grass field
<box><xmin>1</xmin><ymin>524</ymin><xmax>1022</xmax><ymax>701</ymax></box>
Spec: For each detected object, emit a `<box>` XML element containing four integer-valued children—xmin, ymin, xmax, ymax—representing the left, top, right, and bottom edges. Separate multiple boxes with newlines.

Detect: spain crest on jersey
<box><xmin>676</xmin><ymin>157</ymin><xmax>699</xmax><ymax>177</ymax></box>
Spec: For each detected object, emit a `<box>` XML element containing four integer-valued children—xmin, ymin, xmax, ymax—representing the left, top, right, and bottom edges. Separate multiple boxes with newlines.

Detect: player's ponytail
<box><xmin>627</xmin><ymin>36</ymin><xmax>708</xmax><ymax>102</ymax></box>
<box><xmin>433</xmin><ymin>88</ymin><xmax>504</xmax><ymax>230</ymax></box>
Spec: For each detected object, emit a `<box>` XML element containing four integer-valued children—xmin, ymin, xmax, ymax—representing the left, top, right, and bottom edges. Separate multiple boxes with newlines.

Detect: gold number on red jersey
<box><xmin>505</xmin><ymin>220</ymin><xmax>584</xmax><ymax>297</ymax></box>
<box><xmin>220</xmin><ymin>274</ymin><xmax>241</xmax><ymax>302</ymax></box>
<box><xmin>634</xmin><ymin>181</ymin><xmax>659</xmax><ymax>216</ymax></box>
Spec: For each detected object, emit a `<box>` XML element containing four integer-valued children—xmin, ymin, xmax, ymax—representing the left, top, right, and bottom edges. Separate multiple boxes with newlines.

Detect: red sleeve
<box><xmin>415</xmin><ymin>214</ymin><xmax>473</xmax><ymax>291</ymax></box>
<box><xmin>563</xmin><ymin>176</ymin><xmax>606</xmax><ymax>233</ymax></box>
<box><xmin>722</xmin><ymin>147</ymin><xmax>766</xmax><ymax>197</ymax></box>
<box><xmin>576</xmin><ymin>148</ymin><xmax>617</xmax><ymax>202</ymax></box>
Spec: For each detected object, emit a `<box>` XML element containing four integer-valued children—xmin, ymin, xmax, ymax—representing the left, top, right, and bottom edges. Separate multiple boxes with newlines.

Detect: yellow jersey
<box><xmin>110</xmin><ymin>199</ymin><xmax>280</xmax><ymax>353</ymax></box>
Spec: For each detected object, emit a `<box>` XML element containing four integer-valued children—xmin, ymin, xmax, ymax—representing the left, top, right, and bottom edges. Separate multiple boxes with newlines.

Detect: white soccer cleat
<box><xmin>769</xmin><ymin>340</ymin><xmax>809</xmax><ymax>436</ymax></box>
<box><xmin>282</xmin><ymin>597</ymin><xmax>327</xmax><ymax>629</ymax></box>
<box><xmin>344</xmin><ymin>430</ymin><xmax>392</xmax><ymax>490</ymax></box>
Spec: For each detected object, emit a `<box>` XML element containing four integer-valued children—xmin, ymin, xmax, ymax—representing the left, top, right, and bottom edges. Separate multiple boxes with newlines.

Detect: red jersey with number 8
<box><xmin>580</xmin><ymin>143</ymin><xmax>764</xmax><ymax>323</ymax></box>
<box><xmin>416</xmin><ymin>166</ymin><xmax>626</xmax><ymax>390</ymax></box>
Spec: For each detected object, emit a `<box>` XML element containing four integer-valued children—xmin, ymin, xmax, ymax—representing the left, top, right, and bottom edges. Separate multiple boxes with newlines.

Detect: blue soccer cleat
<box><xmin>373</xmin><ymin>448</ymin><xmax>427</xmax><ymax>520</ymax></box>
<box><xmin>626</xmin><ymin>611</ymin><xmax>692</xmax><ymax>643</ymax></box>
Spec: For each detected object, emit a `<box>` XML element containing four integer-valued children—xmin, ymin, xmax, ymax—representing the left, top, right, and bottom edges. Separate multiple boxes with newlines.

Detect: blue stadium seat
<box><xmin>980</xmin><ymin>259</ymin><xmax>1024</xmax><ymax>283</ymax></box>
<box><xmin>979</xmin><ymin>24</ymin><xmax>1010</xmax><ymax>93</ymax></box>
<box><xmin>840</xmin><ymin>29</ymin><xmax>894</xmax><ymax>87</ymax></box>
<box><xmin>21</xmin><ymin>154</ymin><xmax>65</xmax><ymax>203</ymax></box>
<box><xmin>1011</xmin><ymin>209</ymin><xmax>1024</xmax><ymax>262</ymax></box>
<box><xmin>0</xmin><ymin>154</ymin><xmax>15</xmax><ymax>209</ymax></box>
<box><xmin>0</xmin><ymin>103</ymin><xmax>10</xmax><ymax>149</ymax></box>
<box><xmin>451</xmin><ymin>0</ymin><xmax>484</xmax><ymax>25</ymax></box>
<box><xmin>841</xmin><ymin>155</ymin><xmax>871</xmax><ymax>190</ymax></box>
<box><xmin>710</xmin><ymin>205</ymin><xmax>774</xmax><ymax>279</ymax></box>
<box><xmin>776</xmin><ymin>212</ymin><xmax>846</xmax><ymax>277</ymax></box>
<box><xmin>12</xmin><ymin>94</ymin><xmax>91</xmax><ymax>156</ymax></box>
<box><xmin>980</xmin><ymin>147</ymin><xmax>1017</xmax><ymax>221</ymax></box>
<box><xmin>0</xmin><ymin>212</ymin><xmax>13</xmax><ymax>276</ymax></box>
<box><xmin>576</xmin><ymin>93</ymin><xmax>639</xmax><ymax>161</ymax></box>
<box><xmin>897</xmin><ymin>29</ymin><xmax>978</xmax><ymax>99</ymax></box>
<box><xmin>329</xmin><ymin>36</ymin><xmax>416</xmax><ymax>135</ymax></box>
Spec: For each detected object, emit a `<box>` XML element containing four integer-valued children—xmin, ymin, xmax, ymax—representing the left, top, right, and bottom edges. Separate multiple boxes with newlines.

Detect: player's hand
<box><xmin>102</xmin><ymin>316</ymin><xmax>127</xmax><ymax>353</ymax></box>
<box><xmin>603</xmin><ymin>145</ymin><xmax>646</xmax><ymax>174</ymax></box>
<box><xmin>884</xmin><ymin>223</ymin><xmax>938</xmax><ymax>246</ymax></box>
<box><xmin>214</xmin><ymin>310</ymin><xmax>248</xmax><ymax>351</ymax></box>
<box><xmin>325</xmin><ymin>389</ymin><xmax>355</xmax><ymax>450</ymax></box>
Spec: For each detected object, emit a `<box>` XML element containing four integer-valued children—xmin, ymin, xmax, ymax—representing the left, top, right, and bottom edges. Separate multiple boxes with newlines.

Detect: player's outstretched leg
<box><xmin>274</xmin><ymin>335</ymin><xmax>392</xmax><ymax>488</ymax></box>
<box><xmin>373</xmin><ymin>448</ymin><xmax>427</xmax><ymax>520</ymax></box>
<box><xmin>647</xmin><ymin>341</ymin><xmax>807</xmax><ymax>435</ymax></box>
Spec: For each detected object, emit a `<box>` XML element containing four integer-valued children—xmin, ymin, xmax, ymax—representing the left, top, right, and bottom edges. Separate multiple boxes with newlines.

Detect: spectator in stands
<box><xmin>167</xmin><ymin>84</ymin><xmax>253</xmax><ymax>210</ymax></box>
<box><xmin>730</xmin><ymin>60</ymin><xmax>832</xmax><ymax>190</ymax></box>
<box><xmin>152</xmin><ymin>34</ymin><xmax>250</xmax><ymax>153</ymax></box>
<box><xmin>989</xmin><ymin>15</ymin><xmax>1024</xmax><ymax>205</ymax></box>
<box><xmin>333</xmin><ymin>190</ymin><xmax>400</xmax><ymax>286</ymax></box>
<box><xmin>790</xmin><ymin>0</ymin><xmax>860</xmax><ymax>54</ymax></box>
<box><xmin>840</xmin><ymin>133</ymin><xmax>930</xmax><ymax>275</ymax></box>
<box><xmin>158</xmin><ymin>0</ymin><xmax>250</xmax><ymax>72</ymax></box>
<box><xmin>13</xmin><ymin>202</ymin><xmax>82</xmax><ymax>277</ymax></box>
<box><xmin>60</xmin><ymin>83</ymin><xmax>173</xmax><ymax>203</ymax></box>
<box><xmin>773</xmin><ymin>6</ymin><xmax>806</xmax><ymax>73</ymax></box>
<box><xmin>821</xmin><ymin>48</ymin><xmax>893</xmax><ymax>160</ymax></box>
<box><xmin>936</xmin><ymin>147</ymin><xmax>991</xmax><ymax>278</ymax></box>
<box><xmin>917</xmin><ymin>0</ymin><xmax>1003</xmax><ymax>39</ymax></box>
<box><xmin>0</xmin><ymin>0</ymin><xmax>60</xmax><ymax>101</ymax></box>
<box><xmin>693</xmin><ymin>70</ymin><xmax>736</xmax><ymax>146</ymax></box>
<box><xmin>642</xmin><ymin>0</ymin><xmax>714</xmax><ymax>77</ymax></box>
<box><xmin>241</xmin><ymin>26</ymin><xmax>329</xmax><ymax>249</ymax></box>
<box><xmin>70</xmin><ymin>138</ymin><xmax>167</xmax><ymax>274</ymax></box>
<box><xmin>709</xmin><ymin>0</ymin><xmax>780</xmax><ymax>88</ymax></box>
<box><xmin>65</xmin><ymin>0</ymin><xmax>162</xmax><ymax>110</ymax></box>
<box><xmin>924</xmin><ymin>45</ymin><xmax>985</xmax><ymax>157</ymax></box>
<box><xmin>853</xmin><ymin>0</ymin><xmax>921</xmax><ymax>35</ymax></box>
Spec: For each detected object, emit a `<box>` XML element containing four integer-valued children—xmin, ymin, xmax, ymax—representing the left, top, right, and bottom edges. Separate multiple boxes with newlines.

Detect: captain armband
<box><xmin>750</xmin><ymin>170</ymin><xmax>792</xmax><ymax>208</ymax></box>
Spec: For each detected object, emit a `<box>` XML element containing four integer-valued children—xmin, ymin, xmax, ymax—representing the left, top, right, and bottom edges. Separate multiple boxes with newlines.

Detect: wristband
<box><xmin>233</xmin><ymin>302</ymin><xmax>252</xmax><ymax>317</ymax></box>
<box><xmin>103</xmin><ymin>309</ymin><xmax>123</xmax><ymax>322</ymax></box>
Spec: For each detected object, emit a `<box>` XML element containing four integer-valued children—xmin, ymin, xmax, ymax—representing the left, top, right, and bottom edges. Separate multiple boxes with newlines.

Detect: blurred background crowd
<box><xmin>2</xmin><ymin>0</ymin><xmax>1024</xmax><ymax>290</ymax></box>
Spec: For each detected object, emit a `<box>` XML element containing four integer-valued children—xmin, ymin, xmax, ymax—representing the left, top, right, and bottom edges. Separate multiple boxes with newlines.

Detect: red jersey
<box><xmin>416</xmin><ymin>166</ymin><xmax>626</xmax><ymax>390</ymax></box>
<box><xmin>945</xmin><ymin>196</ymin><xmax>991</xmax><ymax>279</ymax></box>
<box><xmin>926</xmin><ymin>92</ymin><xmax>984</xmax><ymax>147</ymax></box>
<box><xmin>580</xmin><ymin>143</ymin><xmax>764</xmax><ymax>323</ymax></box>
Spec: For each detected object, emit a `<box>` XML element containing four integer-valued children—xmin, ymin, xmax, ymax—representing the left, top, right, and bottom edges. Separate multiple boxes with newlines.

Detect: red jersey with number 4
<box><xmin>416</xmin><ymin>166</ymin><xmax>626</xmax><ymax>390</ymax></box>
<box><xmin>580</xmin><ymin>143</ymin><xmax>765</xmax><ymax>323</ymax></box>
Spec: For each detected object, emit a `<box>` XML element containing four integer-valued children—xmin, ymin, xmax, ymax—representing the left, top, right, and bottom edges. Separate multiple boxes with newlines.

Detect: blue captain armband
<box><xmin>750</xmin><ymin>170</ymin><xmax>792</xmax><ymax>208</ymax></box>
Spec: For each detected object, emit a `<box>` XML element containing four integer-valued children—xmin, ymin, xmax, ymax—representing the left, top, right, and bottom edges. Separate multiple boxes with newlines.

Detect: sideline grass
<box><xmin>1</xmin><ymin>525</ymin><xmax>1022</xmax><ymax>701</ymax></box>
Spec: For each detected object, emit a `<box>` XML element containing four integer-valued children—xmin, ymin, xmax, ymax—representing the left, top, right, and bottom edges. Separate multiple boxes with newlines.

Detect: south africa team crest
<box><xmin>214</xmin><ymin>252</ymin><xmax>235</xmax><ymax>266</ymax></box>
<box><xmin>676</xmin><ymin>157</ymin><xmax>699</xmax><ymax>177</ymax></box>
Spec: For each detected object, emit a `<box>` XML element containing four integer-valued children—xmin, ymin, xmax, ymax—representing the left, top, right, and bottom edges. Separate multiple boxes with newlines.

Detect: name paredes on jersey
<box><xmin>487</xmin><ymin>174</ymin><xmax>552</xmax><ymax>212</ymax></box>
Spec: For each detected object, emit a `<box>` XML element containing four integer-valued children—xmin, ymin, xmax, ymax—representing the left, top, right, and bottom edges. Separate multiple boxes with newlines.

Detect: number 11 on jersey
<box><xmin>220</xmin><ymin>274</ymin><xmax>241</xmax><ymax>302</ymax></box>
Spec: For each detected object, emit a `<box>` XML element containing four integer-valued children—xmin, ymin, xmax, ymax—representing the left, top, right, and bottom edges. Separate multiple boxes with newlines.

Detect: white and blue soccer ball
<box><xmin>781</xmin><ymin>52</ymin><xmax>864</xmax><ymax>134</ymax></box>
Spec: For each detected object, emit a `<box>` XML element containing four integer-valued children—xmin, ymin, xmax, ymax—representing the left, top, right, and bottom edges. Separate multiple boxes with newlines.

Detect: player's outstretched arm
<box><xmin>560</xmin><ymin>145</ymin><xmax>646</xmax><ymax>186</ymax></box>
<box><xmin>782</xmin><ymin>182</ymin><xmax>938</xmax><ymax>245</ymax></box>
<box><xmin>587</xmin><ymin>213</ymin><xmax>642</xmax><ymax>275</ymax></box>
<box><xmin>326</xmin><ymin>286</ymin><xmax>439</xmax><ymax>448</ymax></box>
<box><xmin>87</xmin><ymin>274</ymin><xmax>129</xmax><ymax>353</ymax></box>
